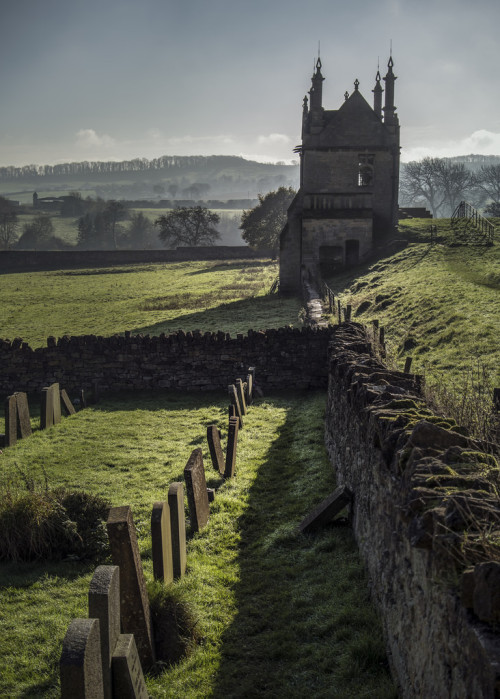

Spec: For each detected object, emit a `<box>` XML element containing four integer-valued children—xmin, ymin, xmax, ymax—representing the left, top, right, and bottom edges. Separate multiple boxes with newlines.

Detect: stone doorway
<box><xmin>319</xmin><ymin>245</ymin><xmax>343</xmax><ymax>276</ymax></box>
<box><xmin>345</xmin><ymin>239</ymin><xmax>360</xmax><ymax>266</ymax></box>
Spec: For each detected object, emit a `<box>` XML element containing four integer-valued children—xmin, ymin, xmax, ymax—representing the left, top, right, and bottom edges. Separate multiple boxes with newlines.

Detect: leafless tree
<box><xmin>0</xmin><ymin>196</ymin><xmax>19</xmax><ymax>249</ymax></box>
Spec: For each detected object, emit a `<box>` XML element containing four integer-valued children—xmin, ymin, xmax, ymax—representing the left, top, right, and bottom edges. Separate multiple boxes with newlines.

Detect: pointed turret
<box><xmin>383</xmin><ymin>56</ymin><xmax>397</xmax><ymax>126</ymax></box>
<box><xmin>372</xmin><ymin>69</ymin><xmax>383</xmax><ymax>118</ymax></box>
<box><xmin>309</xmin><ymin>57</ymin><xmax>324</xmax><ymax>112</ymax></box>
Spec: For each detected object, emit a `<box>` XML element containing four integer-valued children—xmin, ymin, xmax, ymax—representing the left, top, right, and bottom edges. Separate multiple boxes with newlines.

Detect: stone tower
<box><xmin>279</xmin><ymin>56</ymin><xmax>400</xmax><ymax>293</ymax></box>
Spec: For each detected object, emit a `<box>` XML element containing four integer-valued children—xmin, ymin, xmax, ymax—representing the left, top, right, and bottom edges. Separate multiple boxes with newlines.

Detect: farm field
<box><xmin>0</xmin><ymin>259</ymin><xmax>300</xmax><ymax>348</ymax></box>
<box><xmin>0</xmin><ymin>391</ymin><xmax>395</xmax><ymax>698</ymax></box>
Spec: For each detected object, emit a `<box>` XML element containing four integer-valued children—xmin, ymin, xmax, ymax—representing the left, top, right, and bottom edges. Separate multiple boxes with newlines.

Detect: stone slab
<box><xmin>151</xmin><ymin>501</ymin><xmax>173</xmax><ymax>584</ymax></box>
<box><xmin>111</xmin><ymin>634</ymin><xmax>148</xmax><ymax>699</ymax></box>
<box><xmin>224</xmin><ymin>417</ymin><xmax>239</xmax><ymax>479</ymax></box>
<box><xmin>40</xmin><ymin>387</ymin><xmax>53</xmax><ymax>429</ymax></box>
<box><xmin>60</xmin><ymin>618</ymin><xmax>104</xmax><ymax>699</ymax></box>
<box><xmin>228</xmin><ymin>384</ymin><xmax>243</xmax><ymax>428</ymax></box>
<box><xmin>168</xmin><ymin>482</ymin><xmax>187</xmax><ymax>579</ymax></box>
<box><xmin>4</xmin><ymin>394</ymin><xmax>17</xmax><ymax>447</ymax></box>
<box><xmin>15</xmin><ymin>392</ymin><xmax>32</xmax><ymax>438</ymax></box>
<box><xmin>106</xmin><ymin>506</ymin><xmax>155</xmax><ymax>669</ymax></box>
<box><xmin>88</xmin><ymin>565</ymin><xmax>120</xmax><ymax>699</ymax></box>
<box><xmin>299</xmin><ymin>486</ymin><xmax>353</xmax><ymax>534</ymax></box>
<box><xmin>245</xmin><ymin>373</ymin><xmax>253</xmax><ymax>405</ymax></box>
<box><xmin>207</xmin><ymin>487</ymin><xmax>215</xmax><ymax>502</ymax></box>
<box><xmin>207</xmin><ymin>425</ymin><xmax>225</xmax><ymax>475</ymax></box>
<box><xmin>236</xmin><ymin>379</ymin><xmax>247</xmax><ymax>416</ymax></box>
<box><xmin>52</xmin><ymin>382</ymin><xmax>61</xmax><ymax>424</ymax></box>
<box><xmin>184</xmin><ymin>448</ymin><xmax>210</xmax><ymax>533</ymax></box>
<box><xmin>60</xmin><ymin>389</ymin><xmax>76</xmax><ymax>416</ymax></box>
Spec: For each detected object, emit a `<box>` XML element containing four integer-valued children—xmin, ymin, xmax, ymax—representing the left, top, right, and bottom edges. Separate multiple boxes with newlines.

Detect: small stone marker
<box><xmin>228</xmin><ymin>384</ymin><xmax>243</xmax><ymax>428</ymax></box>
<box><xmin>106</xmin><ymin>506</ymin><xmax>156</xmax><ymax>669</ymax></box>
<box><xmin>151</xmin><ymin>501</ymin><xmax>173</xmax><ymax>584</ymax></box>
<box><xmin>236</xmin><ymin>379</ymin><xmax>247</xmax><ymax>415</ymax></box>
<box><xmin>60</xmin><ymin>389</ymin><xmax>76</xmax><ymax>416</ymax></box>
<box><xmin>40</xmin><ymin>383</ymin><xmax>61</xmax><ymax>429</ymax></box>
<box><xmin>184</xmin><ymin>448</ymin><xmax>210</xmax><ymax>533</ymax></box>
<box><xmin>299</xmin><ymin>486</ymin><xmax>354</xmax><ymax>535</ymax></box>
<box><xmin>15</xmin><ymin>392</ymin><xmax>32</xmax><ymax>438</ymax></box>
<box><xmin>80</xmin><ymin>389</ymin><xmax>87</xmax><ymax>409</ymax></box>
<box><xmin>207</xmin><ymin>425</ymin><xmax>225</xmax><ymax>475</ymax></box>
<box><xmin>60</xmin><ymin>618</ymin><xmax>104</xmax><ymax>699</ymax></box>
<box><xmin>168</xmin><ymin>482</ymin><xmax>187</xmax><ymax>579</ymax></box>
<box><xmin>112</xmin><ymin>634</ymin><xmax>148</xmax><ymax>699</ymax></box>
<box><xmin>245</xmin><ymin>373</ymin><xmax>253</xmax><ymax>405</ymax></box>
<box><xmin>4</xmin><ymin>394</ymin><xmax>18</xmax><ymax>447</ymax></box>
<box><xmin>224</xmin><ymin>416</ymin><xmax>239</xmax><ymax>479</ymax></box>
<box><xmin>207</xmin><ymin>487</ymin><xmax>215</xmax><ymax>503</ymax></box>
<box><xmin>88</xmin><ymin>565</ymin><xmax>120</xmax><ymax>699</ymax></box>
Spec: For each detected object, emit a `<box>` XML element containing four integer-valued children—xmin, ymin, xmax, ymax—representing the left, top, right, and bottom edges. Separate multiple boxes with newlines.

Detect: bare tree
<box><xmin>475</xmin><ymin>164</ymin><xmax>500</xmax><ymax>209</ymax></box>
<box><xmin>400</xmin><ymin>158</ymin><xmax>446</xmax><ymax>217</ymax></box>
<box><xmin>434</xmin><ymin>160</ymin><xmax>475</xmax><ymax>215</ymax></box>
<box><xmin>0</xmin><ymin>196</ymin><xmax>19</xmax><ymax>249</ymax></box>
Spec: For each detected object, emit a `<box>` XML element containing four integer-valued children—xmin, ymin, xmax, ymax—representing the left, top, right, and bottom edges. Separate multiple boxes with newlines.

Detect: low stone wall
<box><xmin>0</xmin><ymin>326</ymin><xmax>333</xmax><ymax>396</ymax></box>
<box><xmin>325</xmin><ymin>323</ymin><xmax>500</xmax><ymax>698</ymax></box>
<box><xmin>0</xmin><ymin>246</ymin><xmax>271</xmax><ymax>271</ymax></box>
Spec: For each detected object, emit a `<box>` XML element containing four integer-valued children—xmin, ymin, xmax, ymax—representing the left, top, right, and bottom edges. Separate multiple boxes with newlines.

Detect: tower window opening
<box><xmin>358</xmin><ymin>154</ymin><xmax>374</xmax><ymax>187</ymax></box>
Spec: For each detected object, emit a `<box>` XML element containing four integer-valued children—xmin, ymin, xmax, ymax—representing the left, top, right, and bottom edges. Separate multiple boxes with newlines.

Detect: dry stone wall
<box><xmin>0</xmin><ymin>327</ymin><xmax>333</xmax><ymax>396</ymax></box>
<box><xmin>325</xmin><ymin>322</ymin><xmax>500</xmax><ymax>698</ymax></box>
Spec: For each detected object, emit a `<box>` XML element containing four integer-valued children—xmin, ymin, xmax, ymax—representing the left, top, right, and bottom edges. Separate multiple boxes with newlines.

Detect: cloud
<box><xmin>75</xmin><ymin>129</ymin><xmax>116</xmax><ymax>148</ymax></box>
<box><xmin>166</xmin><ymin>134</ymin><xmax>235</xmax><ymax>146</ymax></box>
<box><xmin>402</xmin><ymin>129</ymin><xmax>500</xmax><ymax>162</ymax></box>
<box><xmin>257</xmin><ymin>133</ymin><xmax>290</xmax><ymax>147</ymax></box>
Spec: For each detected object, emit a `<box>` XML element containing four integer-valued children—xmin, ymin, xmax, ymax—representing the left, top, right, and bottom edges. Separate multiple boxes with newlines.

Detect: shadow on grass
<box><xmin>210</xmin><ymin>396</ymin><xmax>395</xmax><ymax>698</ymax></box>
<box><xmin>131</xmin><ymin>294</ymin><xmax>297</xmax><ymax>336</ymax></box>
<box><xmin>185</xmin><ymin>259</ymin><xmax>276</xmax><ymax>276</ymax></box>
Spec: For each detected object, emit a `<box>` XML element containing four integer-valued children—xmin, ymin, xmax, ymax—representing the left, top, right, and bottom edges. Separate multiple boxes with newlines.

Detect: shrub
<box><xmin>0</xmin><ymin>477</ymin><xmax>110</xmax><ymax>562</ymax></box>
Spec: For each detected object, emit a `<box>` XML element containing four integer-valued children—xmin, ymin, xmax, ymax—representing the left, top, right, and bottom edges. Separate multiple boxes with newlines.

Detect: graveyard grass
<box><xmin>0</xmin><ymin>390</ymin><xmax>395</xmax><ymax>698</ymax></box>
<box><xmin>0</xmin><ymin>259</ymin><xmax>299</xmax><ymax>348</ymax></box>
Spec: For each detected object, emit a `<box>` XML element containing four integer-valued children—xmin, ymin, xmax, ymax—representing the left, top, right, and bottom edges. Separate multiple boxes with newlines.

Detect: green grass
<box><xmin>0</xmin><ymin>260</ymin><xmax>299</xmax><ymax>347</ymax></box>
<box><xmin>0</xmin><ymin>391</ymin><xmax>395</xmax><ymax>698</ymax></box>
<box><xmin>326</xmin><ymin>219</ymin><xmax>500</xmax><ymax>392</ymax></box>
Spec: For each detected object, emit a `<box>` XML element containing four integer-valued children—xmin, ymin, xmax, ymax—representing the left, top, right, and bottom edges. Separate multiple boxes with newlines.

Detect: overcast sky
<box><xmin>1</xmin><ymin>0</ymin><xmax>500</xmax><ymax>167</ymax></box>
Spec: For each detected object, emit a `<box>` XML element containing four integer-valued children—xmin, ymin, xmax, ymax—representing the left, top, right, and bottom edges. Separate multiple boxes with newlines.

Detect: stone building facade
<box><xmin>280</xmin><ymin>57</ymin><xmax>400</xmax><ymax>293</ymax></box>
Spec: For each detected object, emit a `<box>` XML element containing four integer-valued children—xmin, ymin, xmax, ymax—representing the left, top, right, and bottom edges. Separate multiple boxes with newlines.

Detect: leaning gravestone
<box><xmin>40</xmin><ymin>383</ymin><xmax>61</xmax><ymax>429</ymax></box>
<box><xmin>235</xmin><ymin>379</ymin><xmax>247</xmax><ymax>416</ymax></box>
<box><xmin>4</xmin><ymin>394</ymin><xmax>18</xmax><ymax>447</ymax></box>
<box><xmin>15</xmin><ymin>392</ymin><xmax>32</xmax><ymax>439</ymax></box>
<box><xmin>207</xmin><ymin>425</ymin><xmax>225</xmax><ymax>475</ymax></box>
<box><xmin>184</xmin><ymin>448</ymin><xmax>210</xmax><ymax>533</ymax></box>
<box><xmin>60</xmin><ymin>618</ymin><xmax>104</xmax><ymax>698</ymax></box>
<box><xmin>224</xmin><ymin>417</ymin><xmax>239</xmax><ymax>479</ymax></box>
<box><xmin>106</xmin><ymin>506</ymin><xmax>156</xmax><ymax>669</ymax></box>
<box><xmin>228</xmin><ymin>384</ymin><xmax>243</xmax><ymax>428</ymax></box>
<box><xmin>151</xmin><ymin>501</ymin><xmax>174</xmax><ymax>584</ymax></box>
<box><xmin>60</xmin><ymin>389</ymin><xmax>76</xmax><ymax>416</ymax></box>
<box><xmin>88</xmin><ymin>565</ymin><xmax>120</xmax><ymax>699</ymax></box>
<box><xmin>298</xmin><ymin>486</ymin><xmax>353</xmax><ymax>534</ymax></box>
<box><xmin>168</xmin><ymin>482</ymin><xmax>187</xmax><ymax>579</ymax></box>
<box><xmin>112</xmin><ymin>634</ymin><xmax>148</xmax><ymax>699</ymax></box>
<box><xmin>245</xmin><ymin>373</ymin><xmax>253</xmax><ymax>405</ymax></box>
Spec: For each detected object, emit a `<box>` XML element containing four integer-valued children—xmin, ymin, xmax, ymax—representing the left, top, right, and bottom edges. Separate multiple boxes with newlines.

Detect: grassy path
<box><xmin>0</xmin><ymin>391</ymin><xmax>395</xmax><ymax>698</ymax></box>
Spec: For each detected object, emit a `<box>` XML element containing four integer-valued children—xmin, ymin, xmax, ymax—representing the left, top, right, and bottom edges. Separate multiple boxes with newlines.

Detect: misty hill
<box><xmin>0</xmin><ymin>155</ymin><xmax>300</xmax><ymax>202</ymax></box>
<box><xmin>438</xmin><ymin>154</ymin><xmax>500</xmax><ymax>170</ymax></box>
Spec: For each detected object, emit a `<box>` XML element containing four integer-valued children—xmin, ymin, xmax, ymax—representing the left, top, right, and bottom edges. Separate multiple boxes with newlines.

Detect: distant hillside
<box><xmin>0</xmin><ymin>155</ymin><xmax>300</xmax><ymax>202</ymax></box>
<box><xmin>443</xmin><ymin>154</ymin><xmax>500</xmax><ymax>171</ymax></box>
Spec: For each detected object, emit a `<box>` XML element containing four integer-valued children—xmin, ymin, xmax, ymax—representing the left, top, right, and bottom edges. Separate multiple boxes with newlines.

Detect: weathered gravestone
<box><xmin>112</xmin><ymin>634</ymin><xmax>148</xmax><ymax>699</ymax></box>
<box><xmin>88</xmin><ymin>565</ymin><xmax>120</xmax><ymax>699</ymax></box>
<box><xmin>228</xmin><ymin>404</ymin><xmax>236</xmax><ymax>420</ymax></box>
<box><xmin>224</xmin><ymin>416</ymin><xmax>239</xmax><ymax>479</ymax></box>
<box><xmin>60</xmin><ymin>389</ymin><xmax>76</xmax><ymax>416</ymax></box>
<box><xmin>151</xmin><ymin>501</ymin><xmax>173</xmax><ymax>584</ymax></box>
<box><xmin>235</xmin><ymin>379</ymin><xmax>247</xmax><ymax>416</ymax></box>
<box><xmin>168</xmin><ymin>482</ymin><xmax>187</xmax><ymax>579</ymax></box>
<box><xmin>4</xmin><ymin>394</ymin><xmax>18</xmax><ymax>447</ymax></box>
<box><xmin>40</xmin><ymin>383</ymin><xmax>61</xmax><ymax>429</ymax></box>
<box><xmin>106</xmin><ymin>506</ymin><xmax>156</xmax><ymax>669</ymax></box>
<box><xmin>228</xmin><ymin>384</ymin><xmax>243</xmax><ymax>428</ymax></box>
<box><xmin>207</xmin><ymin>425</ymin><xmax>225</xmax><ymax>475</ymax></box>
<box><xmin>245</xmin><ymin>372</ymin><xmax>253</xmax><ymax>406</ymax></box>
<box><xmin>15</xmin><ymin>392</ymin><xmax>32</xmax><ymax>438</ymax></box>
<box><xmin>60</xmin><ymin>618</ymin><xmax>104</xmax><ymax>699</ymax></box>
<box><xmin>184</xmin><ymin>448</ymin><xmax>210</xmax><ymax>533</ymax></box>
<box><xmin>298</xmin><ymin>486</ymin><xmax>353</xmax><ymax>535</ymax></box>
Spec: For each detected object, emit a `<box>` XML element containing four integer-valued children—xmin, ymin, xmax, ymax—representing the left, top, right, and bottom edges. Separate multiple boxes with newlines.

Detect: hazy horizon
<box><xmin>1</xmin><ymin>0</ymin><xmax>500</xmax><ymax>168</ymax></box>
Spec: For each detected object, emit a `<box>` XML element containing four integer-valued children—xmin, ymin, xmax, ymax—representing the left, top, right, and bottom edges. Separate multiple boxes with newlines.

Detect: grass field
<box><xmin>0</xmin><ymin>259</ymin><xmax>299</xmax><ymax>348</ymax></box>
<box><xmin>326</xmin><ymin>219</ymin><xmax>500</xmax><ymax>399</ymax></box>
<box><xmin>0</xmin><ymin>391</ymin><xmax>395</xmax><ymax>698</ymax></box>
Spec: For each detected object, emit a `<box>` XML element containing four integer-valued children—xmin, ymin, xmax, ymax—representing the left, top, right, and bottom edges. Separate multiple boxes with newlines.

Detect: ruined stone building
<box><xmin>279</xmin><ymin>57</ymin><xmax>400</xmax><ymax>293</ymax></box>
